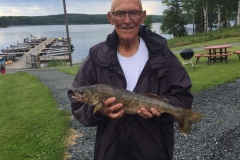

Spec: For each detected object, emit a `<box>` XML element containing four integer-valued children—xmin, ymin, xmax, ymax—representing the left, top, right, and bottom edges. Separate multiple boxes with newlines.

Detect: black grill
<box><xmin>180</xmin><ymin>48</ymin><xmax>194</xmax><ymax>60</ymax></box>
<box><xmin>180</xmin><ymin>48</ymin><xmax>195</xmax><ymax>69</ymax></box>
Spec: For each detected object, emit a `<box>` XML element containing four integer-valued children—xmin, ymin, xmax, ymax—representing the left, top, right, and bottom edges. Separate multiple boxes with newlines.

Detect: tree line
<box><xmin>160</xmin><ymin>0</ymin><xmax>240</xmax><ymax>37</ymax></box>
<box><xmin>0</xmin><ymin>14</ymin><xmax>163</xmax><ymax>26</ymax></box>
<box><xmin>2</xmin><ymin>0</ymin><xmax>239</xmax><ymax>38</ymax></box>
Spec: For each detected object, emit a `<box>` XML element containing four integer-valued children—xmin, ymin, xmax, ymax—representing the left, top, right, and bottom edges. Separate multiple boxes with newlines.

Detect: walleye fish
<box><xmin>71</xmin><ymin>84</ymin><xmax>203</xmax><ymax>136</ymax></box>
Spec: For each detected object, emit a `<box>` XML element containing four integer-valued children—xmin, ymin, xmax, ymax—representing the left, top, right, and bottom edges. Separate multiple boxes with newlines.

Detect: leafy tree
<box><xmin>144</xmin><ymin>15</ymin><xmax>153</xmax><ymax>31</ymax></box>
<box><xmin>237</xmin><ymin>0</ymin><xmax>240</xmax><ymax>27</ymax></box>
<box><xmin>161</xmin><ymin>0</ymin><xmax>239</xmax><ymax>34</ymax></box>
<box><xmin>209</xmin><ymin>0</ymin><xmax>238</xmax><ymax>31</ymax></box>
<box><xmin>181</xmin><ymin>0</ymin><xmax>199</xmax><ymax>34</ymax></box>
<box><xmin>160</xmin><ymin>0</ymin><xmax>187</xmax><ymax>37</ymax></box>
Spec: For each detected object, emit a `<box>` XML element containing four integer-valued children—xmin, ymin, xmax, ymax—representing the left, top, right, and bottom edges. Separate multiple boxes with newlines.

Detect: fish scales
<box><xmin>71</xmin><ymin>84</ymin><xmax>203</xmax><ymax>136</ymax></box>
<box><xmin>95</xmin><ymin>84</ymin><xmax>181</xmax><ymax>115</ymax></box>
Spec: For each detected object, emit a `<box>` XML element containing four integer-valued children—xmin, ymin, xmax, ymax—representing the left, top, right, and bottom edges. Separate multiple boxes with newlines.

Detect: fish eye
<box><xmin>78</xmin><ymin>89</ymin><xmax>83</xmax><ymax>94</ymax></box>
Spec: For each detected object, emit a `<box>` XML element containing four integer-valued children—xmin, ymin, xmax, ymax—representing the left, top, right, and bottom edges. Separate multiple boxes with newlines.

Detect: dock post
<box><xmin>38</xmin><ymin>54</ymin><xmax>41</xmax><ymax>69</ymax></box>
<box><xmin>63</xmin><ymin>0</ymin><xmax>73</xmax><ymax>66</ymax></box>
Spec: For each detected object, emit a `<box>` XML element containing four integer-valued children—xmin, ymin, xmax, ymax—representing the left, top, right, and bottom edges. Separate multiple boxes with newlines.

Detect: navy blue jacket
<box><xmin>68</xmin><ymin>25</ymin><xmax>193</xmax><ymax>160</ymax></box>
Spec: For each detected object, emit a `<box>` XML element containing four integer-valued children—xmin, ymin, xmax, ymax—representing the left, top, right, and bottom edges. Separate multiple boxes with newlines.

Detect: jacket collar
<box><xmin>96</xmin><ymin>30</ymin><xmax>119</xmax><ymax>67</ymax></box>
<box><xmin>96</xmin><ymin>25</ymin><xmax>168</xmax><ymax>67</ymax></box>
<box><xmin>138</xmin><ymin>25</ymin><xmax>168</xmax><ymax>58</ymax></box>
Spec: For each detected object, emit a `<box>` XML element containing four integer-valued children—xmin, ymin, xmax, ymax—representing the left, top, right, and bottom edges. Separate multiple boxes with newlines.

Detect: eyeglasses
<box><xmin>111</xmin><ymin>11</ymin><xmax>143</xmax><ymax>20</ymax></box>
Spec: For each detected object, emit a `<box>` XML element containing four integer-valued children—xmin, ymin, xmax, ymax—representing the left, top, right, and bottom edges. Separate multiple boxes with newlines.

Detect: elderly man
<box><xmin>68</xmin><ymin>0</ymin><xmax>193</xmax><ymax>159</ymax></box>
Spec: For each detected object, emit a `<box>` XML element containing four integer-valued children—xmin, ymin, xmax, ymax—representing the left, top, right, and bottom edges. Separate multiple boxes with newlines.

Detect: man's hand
<box><xmin>99</xmin><ymin>97</ymin><xmax>124</xmax><ymax>119</ymax></box>
<box><xmin>137</xmin><ymin>108</ymin><xmax>161</xmax><ymax>119</ymax></box>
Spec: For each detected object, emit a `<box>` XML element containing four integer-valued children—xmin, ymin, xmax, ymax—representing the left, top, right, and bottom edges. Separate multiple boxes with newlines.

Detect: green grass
<box><xmin>1</xmin><ymin>28</ymin><xmax>240</xmax><ymax>160</ymax></box>
<box><xmin>57</xmin><ymin>41</ymin><xmax>240</xmax><ymax>93</ymax></box>
<box><xmin>176</xmin><ymin>45</ymin><xmax>240</xmax><ymax>92</ymax></box>
<box><xmin>47</xmin><ymin>59</ymin><xmax>64</xmax><ymax>67</ymax></box>
<box><xmin>57</xmin><ymin>65</ymin><xmax>80</xmax><ymax>75</ymax></box>
<box><xmin>0</xmin><ymin>72</ymin><xmax>70</xmax><ymax>160</ymax></box>
<box><xmin>170</xmin><ymin>36</ymin><xmax>240</xmax><ymax>52</ymax></box>
<box><xmin>167</xmin><ymin>27</ymin><xmax>240</xmax><ymax>49</ymax></box>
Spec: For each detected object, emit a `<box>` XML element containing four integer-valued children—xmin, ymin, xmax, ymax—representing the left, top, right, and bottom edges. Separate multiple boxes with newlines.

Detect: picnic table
<box><xmin>203</xmin><ymin>45</ymin><xmax>232</xmax><ymax>65</ymax></box>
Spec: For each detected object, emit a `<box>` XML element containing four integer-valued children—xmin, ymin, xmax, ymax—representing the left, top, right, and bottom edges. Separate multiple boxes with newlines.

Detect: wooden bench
<box><xmin>205</xmin><ymin>51</ymin><xmax>231</xmax><ymax>55</ymax></box>
<box><xmin>233</xmin><ymin>51</ymin><xmax>240</xmax><ymax>60</ymax></box>
<box><xmin>194</xmin><ymin>54</ymin><xmax>204</xmax><ymax>64</ymax></box>
<box><xmin>204</xmin><ymin>53</ymin><xmax>232</xmax><ymax>65</ymax></box>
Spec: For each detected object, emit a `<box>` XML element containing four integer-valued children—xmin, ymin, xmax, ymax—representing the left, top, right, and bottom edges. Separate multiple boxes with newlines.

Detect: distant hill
<box><xmin>0</xmin><ymin>14</ymin><xmax>163</xmax><ymax>26</ymax></box>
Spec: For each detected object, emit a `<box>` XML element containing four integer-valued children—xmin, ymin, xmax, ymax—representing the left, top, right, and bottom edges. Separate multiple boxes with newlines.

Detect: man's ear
<box><xmin>108</xmin><ymin>12</ymin><xmax>114</xmax><ymax>25</ymax></box>
<box><xmin>140</xmin><ymin>10</ymin><xmax>146</xmax><ymax>24</ymax></box>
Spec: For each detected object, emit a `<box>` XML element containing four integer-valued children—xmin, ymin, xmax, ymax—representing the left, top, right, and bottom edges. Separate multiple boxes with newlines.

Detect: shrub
<box><xmin>47</xmin><ymin>59</ymin><xmax>63</xmax><ymax>67</ymax></box>
<box><xmin>167</xmin><ymin>27</ymin><xmax>240</xmax><ymax>49</ymax></box>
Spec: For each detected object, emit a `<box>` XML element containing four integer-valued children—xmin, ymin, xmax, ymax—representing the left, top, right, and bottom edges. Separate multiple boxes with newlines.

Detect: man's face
<box><xmin>108</xmin><ymin>0</ymin><xmax>146</xmax><ymax>42</ymax></box>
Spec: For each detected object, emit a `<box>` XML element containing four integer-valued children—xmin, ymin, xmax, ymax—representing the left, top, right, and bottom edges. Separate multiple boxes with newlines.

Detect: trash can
<box><xmin>180</xmin><ymin>48</ymin><xmax>195</xmax><ymax>69</ymax></box>
<box><xmin>0</xmin><ymin>63</ymin><xmax>6</xmax><ymax>74</ymax></box>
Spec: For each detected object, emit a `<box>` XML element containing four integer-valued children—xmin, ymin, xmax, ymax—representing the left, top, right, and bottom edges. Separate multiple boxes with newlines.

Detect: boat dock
<box><xmin>1</xmin><ymin>35</ymin><xmax>73</xmax><ymax>69</ymax></box>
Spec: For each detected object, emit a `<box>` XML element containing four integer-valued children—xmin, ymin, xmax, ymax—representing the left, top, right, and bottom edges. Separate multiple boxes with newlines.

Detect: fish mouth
<box><xmin>72</xmin><ymin>90</ymin><xmax>82</xmax><ymax>102</ymax></box>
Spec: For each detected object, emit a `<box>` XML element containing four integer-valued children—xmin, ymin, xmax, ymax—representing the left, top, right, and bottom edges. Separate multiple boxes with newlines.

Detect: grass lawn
<box><xmin>0</xmin><ymin>72</ymin><xmax>70</xmax><ymax>160</ymax></box>
<box><xmin>176</xmin><ymin>45</ymin><xmax>240</xmax><ymax>92</ymax></box>
<box><xmin>169</xmin><ymin>36</ymin><xmax>240</xmax><ymax>51</ymax></box>
<box><xmin>58</xmin><ymin>44</ymin><xmax>240</xmax><ymax>93</ymax></box>
<box><xmin>57</xmin><ymin>65</ymin><xmax>80</xmax><ymax>75</ymax></box>
<box><xmin>1</xmin><ymin>35</ymin><xmax>240</xmax><ymax>160</ymax></box>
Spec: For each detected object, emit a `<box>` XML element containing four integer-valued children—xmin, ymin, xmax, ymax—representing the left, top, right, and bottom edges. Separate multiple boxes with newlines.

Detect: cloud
<box><xmin>0</xmin><ymin>0</ymin><xmax>166</xmax><ymax>16</ymax></box>
<box><xmin>66</xmin><ymin>1</ymin><xmax>112</xmax><ymax>14</ymax></box>
<box><xmin>142</xmin><ymin>1</ymin><xmax>167</xmax><ymax>15</ymax></box>
<box><xmin>0</xmin><ymin>0</ymin><xmax>63</xmax><ymax>16</ymax></box>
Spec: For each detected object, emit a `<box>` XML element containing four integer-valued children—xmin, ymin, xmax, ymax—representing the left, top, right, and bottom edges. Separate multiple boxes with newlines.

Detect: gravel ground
<box><xmin>25</xmin><ymin>69</ymin><xmax>240</xmax><ymax>160</ymax></box>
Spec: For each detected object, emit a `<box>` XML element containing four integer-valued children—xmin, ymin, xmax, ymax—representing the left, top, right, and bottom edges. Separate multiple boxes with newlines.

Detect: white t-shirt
<box><xmin>117</xmin><ymin>37</ymin><xmax>149</xmax><ymax>91</ymax></box>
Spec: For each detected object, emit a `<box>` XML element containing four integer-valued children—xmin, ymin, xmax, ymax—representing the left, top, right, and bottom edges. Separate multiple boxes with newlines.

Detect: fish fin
<box><xmin>143</xmin><ymin>93</ymin><xmax>170</xmax><ymax>104</ymax></box>
<box><xmin>174</xmin><ymin>108</ymin><xmax>203</xmax><ymax>136</ymax></box>
<box><xmin>93</xmin><ymin>103</ymin><xmax>102</xmax><ymax>114</ymax></box>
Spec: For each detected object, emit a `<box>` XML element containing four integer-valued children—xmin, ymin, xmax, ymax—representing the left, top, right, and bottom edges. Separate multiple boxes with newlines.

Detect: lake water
<box><xmin>0</xmin><ymin>23</ymin><xmax>191</xmax><ymax>63</ymax></box>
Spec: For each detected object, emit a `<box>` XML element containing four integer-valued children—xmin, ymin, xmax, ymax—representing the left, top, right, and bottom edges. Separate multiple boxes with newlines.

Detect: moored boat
<box><xmin>46</xmin><ymin>40</ymin><xmax>74</xmax><ymax>51</ymax></box>
<box><xmin>0</xmin><ymin>52</ymin><xmax>24</xmax><ymax>57</ymax></box>
<box><xmin>1</xmin><ymin>43</ymin><xmax>31</xmax><ymax>53</ymax></box>
<box><xmin>39</xmin><ymin>48</ymin><xmax>69</xmax><ymax>56</ymax></box>
<box><xmin>0</xmin><ymin>54</ymin><xmax>17</xmax><ymax>63</ymax></box>
<box><xmin>23</xmin><ymin>34</ymin><xmax>47</xmax><ymax>43</ymax></box>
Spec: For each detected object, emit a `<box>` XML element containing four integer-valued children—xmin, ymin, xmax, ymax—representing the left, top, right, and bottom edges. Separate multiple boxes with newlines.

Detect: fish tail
<box><xmin>174</xmin><ymin>108</ymin><xmax>203</xmax><ymax>136</ymax></box>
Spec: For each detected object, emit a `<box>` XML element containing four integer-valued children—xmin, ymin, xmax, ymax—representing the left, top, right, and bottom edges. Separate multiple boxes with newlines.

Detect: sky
<box><xmin>0</xmin><ymin>0</ymin><xmax>167</xmax><ymax>16</ymax></box>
